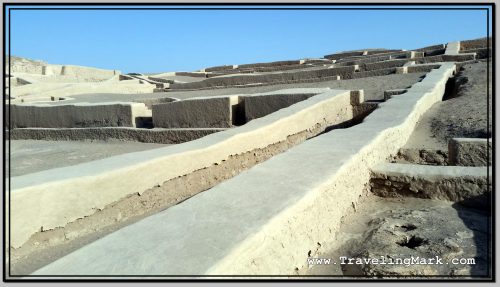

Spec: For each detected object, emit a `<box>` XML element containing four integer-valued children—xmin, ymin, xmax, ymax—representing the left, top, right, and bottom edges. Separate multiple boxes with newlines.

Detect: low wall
<box><xmin>169</xmin><ymin>66</ymin><xmax>356</xmax><ymax>90</ymax></box>
<box><xmin>414</xmin><ymin>44</ymin><xmax>445</xmax><ymax>52</ymax></box>
<box><xmin>60</xmin><ymin>65</ymin><xmax>120</xmax><ymax>81</ymax></box>
<box><xmin>9</xmin><ymin>102</ymin><xmax>151</xmax><ymax>128</ymax></box>
<box><xmin>461</xmin><ymin>47</ymin><xmax>491</xmax><ymax>59</ymax></box>
<box><xmin>243</xmin><ymin>88</ymin><xmax>330</xmax><ymax>122</ymax></box>
<box><xmin>406</xmin><ymin>64</ymin><xmax>441</xmax><ymax>73</ymax></box>
<box><xmin>147</xmin><ymin>76</ymin><xmax>174</xmax><ymax>84</ymax></box>
<box><xmin>10</xmin><ymin>80</ymin><xmax>156</xmax><ymax>99</ymax></box>
<box><xmin>175</xmin><ymin>72</ymin><xmax>207</xmax><ymax>77</ymax></box>
<box><xmin>414</xmin><ymin>43</ymin><xmax>446</xmax><ymax>57</ymax></box>
<box><xmin>203</xmin><ymin>60</ymin><xmax>309</xmax><ymax>73</ymax></box>
<box><xmin>243</xmin><ymin>93</ymin><xmax>310</xmax><ymax>122</ymax></box>
<box><xmin>460</xmin><ymin>37</ymin><xmax>491</xmax><ymax>51</ymax></box>
<box><xmin>153</xmin><ymin>95</ymin><xmax>241</xmax><ymax>128</ymax></box>
<box><xmin>167</xmin><ymin>63</ymin><xmax>433</xmax><ymax>92</ymax></box>
<box><xmin>206</xmin><ymin>69</ymin><xmax>254</xmax><ymax>78</ymax></box>
<box><xmin>324</xmin><ymin>50</ymin><xmax>366</xmax><ymax>60</ymax></box>
<box><xmin>7</xmin><ymin>59</ymin><xmax>120</xmax><ymax>81</ymax></box>
<box><xmin>336</xmin><ymin>54</ymin><xmax>392</xmax><ymax>66</ymax></box>
<box><xmin>206</xmin><ymin>63</ymin><xmax>320</xmax><ymax>77</ymax></box>
<box><xmin>415</xmin><ymin>54</ymin><xmax>476</xmax><ymax>64</ymax></box>
<box><xmin>448</xmin><ymin>138</ymin><xmax>492</xmax><ymax>166</ymax></box>
<box><xmin>10</xmin><ymin>127</ymin><xmax>224</xmax><ymax>144</ymax></box>
<box><xmin>238</xmin><ymin>60</ymin><xmax>301</xmax><ymax>69</ymax></box>
<box><xmin>133</xmin><ymin>97</ymin><xmax>178</xmax><ymax>109</ymax></box>
<box><xmin>445</xmin><ymin>42</ymin><xmax>461</xmax><ymax>55</ymax></box>
<box><xmin>424</xmin><ymin>48</ymin><xmax>446</xmax><ymax>56</ymax></box>
<box><xmin>301</xmin><ymin>59</ymin><xmax>332</xmax><ymax>64</ymax></box>
<box><xmin>11</xmin><ymin>89</ymin><xmax>362</xmax><ymax>251</ymax></box>
<box><xmin>9</xmin><ymin>64</ymin><xmax>44</xmax><ymax>74</ymax></box>
<box><xmin>358</xmin><ymin>59</ymin><xmax>408</xmax><ymax>71</ymax></box>
<box><xmin>6</xmin><ymin>57</ymin><xmax>46</xmax><ymax>74</ymax></box>
<box><xmin>335</xmin><ymin>51</ymin><xmax>420</xmax><ymax>66</ymax></box>
<box><xmin>395</xmin><ymin>147</ymin><xmax>448</xmax><ymax>165</ymax></box>
<box><xmin>153</xmin><ymin>89</ymin><xmax>332</xmax><ymax>128</ymax></box>
<box><xmin>366</xmin><ymin>49</ymin><xmax>403</xmax><ymax>55</ymax></box>
<box><xmin>204</xmin><ymin>65</ymin><xmax>234</xmax><ymax>72</ymax></box>
<box><xmin>370</xmin><ymin>163</ymin><xmax>490</xmax><ymax>209</ymax></box>
<box><xmin>350</xmin><ymin>67</ymin><xmax>396</xmax><ymax>79</ymax></box>
<box><xmin>42</xmin><ymin>65</ymin><xmax>63</xmax><ymax>76</ymax></box>
<box><xmin>31</xmin><ymin>64</ymin><xmax>456</xmax><ymax>276</ymax></box>
<box><xmin>245</xmin><ymin>64</ymin><xmax>313</xmax><ymax>73</ymax></box>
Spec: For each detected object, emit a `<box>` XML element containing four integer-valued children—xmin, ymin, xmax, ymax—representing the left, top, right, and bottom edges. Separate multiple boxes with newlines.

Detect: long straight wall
<box><xmin>31</xmin><ymin>63</ymin><xmax>457</xmax><ymax>276</ymax></box>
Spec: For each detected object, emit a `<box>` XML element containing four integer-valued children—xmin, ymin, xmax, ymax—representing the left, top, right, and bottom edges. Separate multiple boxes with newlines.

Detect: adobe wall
<box><xmin>448</xmin><ymin>138</ymin><xmax>492</xmax><ymax>166</ymax></box>
<box><xmin>370</xmin><ymin>163</ymin><xmax>490</xmax><ymax>209</ymax></box>
<box><xmin>9</xmin><ymin>102</ymin><xmax>150</xmax><ymax>128</ymax></box>
<box><xmin>32</xmin><ymin>64</ymin><xmax>457</xmax><ymax>275</ymax></box>
<box><xmin>11</xmin><ymin>89</ymin><xmax>362</xmax><ymax>250</ymax></box>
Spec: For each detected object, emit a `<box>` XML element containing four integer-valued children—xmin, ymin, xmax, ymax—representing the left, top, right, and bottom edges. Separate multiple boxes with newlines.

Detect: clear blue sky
<box><xmin>6</xmin><ymin>5</ymin><xmax>492</xmax><ymax>73</ymax></box>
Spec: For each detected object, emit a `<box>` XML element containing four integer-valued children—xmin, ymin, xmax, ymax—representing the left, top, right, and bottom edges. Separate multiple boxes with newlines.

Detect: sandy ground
<box><xmin>404</xmin><ymin>61</ymin><xmax>491</xmax><ymax>150</ymax></box>
<box><xmin>43</xmin><ymin>72</ymin><xmax>426</xmax><ymax>105</ymax></box>
<box><xmin>8</xmin><ymin>140</ymin><xmax>168</xmax><ymax>176</ymax></box>
<box><xmin>306</xmin><ymin>195</ymin><xmax>490</xmax><ymax>277</ymax></box>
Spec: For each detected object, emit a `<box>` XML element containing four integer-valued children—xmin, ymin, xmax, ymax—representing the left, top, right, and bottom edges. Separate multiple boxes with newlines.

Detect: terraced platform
<box><xmin>5</xmin><ymin>37</ymin><xmax>492</xmax><ymax>278</ymax></box>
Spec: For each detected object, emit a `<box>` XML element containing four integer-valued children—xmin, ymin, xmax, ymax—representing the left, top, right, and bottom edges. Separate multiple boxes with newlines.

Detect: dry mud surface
<box><xmin>306</xmin><ymin>195</ymin><xmax>491</xmax><ymax>277</ymax></box>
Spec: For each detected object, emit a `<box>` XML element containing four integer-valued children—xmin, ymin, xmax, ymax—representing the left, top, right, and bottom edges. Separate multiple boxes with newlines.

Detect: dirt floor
<box><xmin>8</xmin><ymin>140</ymin><xmax>168</xmax><ymax>176</ymax></box>
<box><xmin>404</xmin><ymin>61</ymin><xmax>492</xmax><ymax>151</ymax></box>
<box><xmin>45</xmin><ymin>72</ymin><xmax>426</xmax><ymax>105</ymax></box>
<box><xmin>305</xmin><ymin>195</ymin><xmax>490</xmax><ymax>277</ymax></box>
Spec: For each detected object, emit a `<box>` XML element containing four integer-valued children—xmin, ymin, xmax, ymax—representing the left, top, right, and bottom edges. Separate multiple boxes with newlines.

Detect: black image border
<box><xmin>2</xmin><ymin>2</ymin><xmax>495</xmax><ymax>282</ymax></box>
